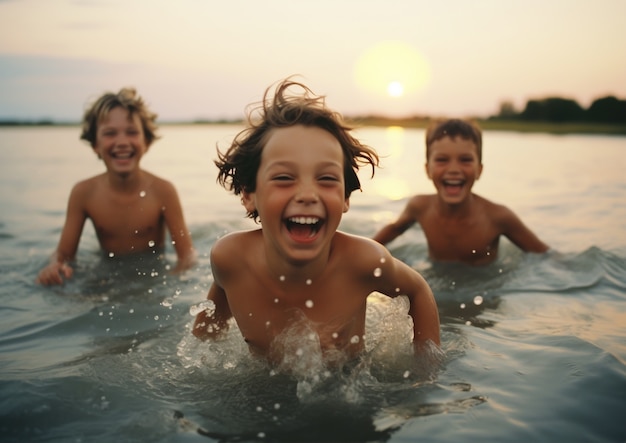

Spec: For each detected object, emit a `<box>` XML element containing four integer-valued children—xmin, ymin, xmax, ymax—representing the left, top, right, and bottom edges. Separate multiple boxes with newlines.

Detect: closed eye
<box><xmin>271</xmin><ymin>174</ymin><xmax>294</xmax><ymax>182</ymax></box>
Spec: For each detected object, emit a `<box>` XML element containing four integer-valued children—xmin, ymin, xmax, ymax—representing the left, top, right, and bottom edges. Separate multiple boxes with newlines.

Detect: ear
<box><xmin>241</xmin><ymin>191</ymin><xmax>256</xmax><ymax>213</ymax></box>
<box><xmin>91</xmin><ymin>145</ymin><xmax>102</xmax><ymax>160</ymax></box>
<box><xmin>476</xmin><ymin>163</ymin><xmax>484</xmax><ymax>180</ymax></box>
<box><xmin>343</xmin><ymin>197</ymin><xmax>350</xmax><ymax>213</ymax></box>
<box><xmin>424</xmin><ymin>162</ymin><xmax>432</xmax><ymax>180</ymax></box>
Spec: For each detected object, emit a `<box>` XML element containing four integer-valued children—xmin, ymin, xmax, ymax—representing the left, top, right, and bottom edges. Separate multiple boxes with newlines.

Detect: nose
<box><xmin>295</xmin><ymin>182</ymin><xmax>319</xmax><ymax>204</ymax></box>
<box><xmin>115</xmin><ymin>133</ymin><xmax>130</xmax><ymax>145</ymax></box>
<box><xmin>448</xmin><ymin>158</ymin><xmax>462</xmax><ymax>172</ymax></box>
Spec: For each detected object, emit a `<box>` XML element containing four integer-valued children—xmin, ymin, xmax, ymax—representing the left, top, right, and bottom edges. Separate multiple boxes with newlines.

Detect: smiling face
<box><xmin>242</xmin><ymin>125</ymin><xmax>349</xmax><ymax>265</ymax></box>
<box><xmin>425</xmin><ymin>136</ymin><xmax>483</xmax><ymax>205</ymax></box>
<box><xmin>92</xmin><ymin>107</ymin><xmax>148</xmax><ymax>178</ymax></box>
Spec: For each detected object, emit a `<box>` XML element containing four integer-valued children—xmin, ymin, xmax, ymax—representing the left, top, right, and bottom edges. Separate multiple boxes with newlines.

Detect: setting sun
<box><xmin>354</xmin><ymin>41</ymin><xmax>430</xmax><ymax>99</ymax></box>
<box><xmin>387</xmin><ymin>81</ymin><xmax>404</xmax><ymax>97</ymax></box>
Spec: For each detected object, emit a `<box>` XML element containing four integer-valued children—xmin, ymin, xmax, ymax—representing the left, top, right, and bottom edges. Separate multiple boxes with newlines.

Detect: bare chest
<box><xmin>85</xmin><ymin>192</ymin><xmax>165</xmax><ymax>253</ymax></box>
<box><xmin>226</xmin><ymin>276</ymin><xmax>369</xmax><ymax>358</ymax></box>
<box><xmin>421</xmin><ymin>213</ymin><xmax>500</xmax><ymax>263</ymax></box>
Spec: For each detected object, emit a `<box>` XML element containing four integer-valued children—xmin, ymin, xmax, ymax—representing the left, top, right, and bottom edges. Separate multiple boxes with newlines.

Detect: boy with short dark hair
<box><xmin>192</xmin><ymin>79</ymin><xmax>440</xmax><ymax>366</ymax></box>
<box><xmin>373</xmin><ymin>118</ymin><xmax>548</xmax><ymax>265</ymax></box>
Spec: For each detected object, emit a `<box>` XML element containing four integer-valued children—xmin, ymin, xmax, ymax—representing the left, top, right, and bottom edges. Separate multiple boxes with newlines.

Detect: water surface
<box><xmin>0</xmin><ymin>125</ymin><xmax>624</xmax><ymax>442</ymax></box>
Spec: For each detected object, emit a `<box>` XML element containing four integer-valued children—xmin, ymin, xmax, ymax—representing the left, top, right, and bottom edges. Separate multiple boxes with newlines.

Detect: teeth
<box><xmin>289</xmin><ymin>216</ymin><xmax>319</xmax><ymax>225</ymax></box>
<box><xmin>113</xmin><ymin>152</ymin><xmax>132</xmax><ymax>159</ymax></box>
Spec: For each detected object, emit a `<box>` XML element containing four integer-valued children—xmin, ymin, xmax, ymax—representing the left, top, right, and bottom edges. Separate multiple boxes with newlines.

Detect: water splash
<box><xmin>189</xmin><ymin>300</ymin><xmax>216</xmax><ymax>317</ymax></box>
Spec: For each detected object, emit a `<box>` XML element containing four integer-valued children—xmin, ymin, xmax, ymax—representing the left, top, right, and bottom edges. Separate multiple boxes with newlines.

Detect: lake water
<box><xmin>0</xmin><ymin>125</ymin><xmax>625</xmax><ymax>442</ymax></box>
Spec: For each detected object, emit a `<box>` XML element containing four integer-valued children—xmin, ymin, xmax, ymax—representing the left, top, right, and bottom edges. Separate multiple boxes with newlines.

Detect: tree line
<box><xmin>493</xmin><ymin>95</ymin><xmax>626</xmax><ymax>124</ymax></box>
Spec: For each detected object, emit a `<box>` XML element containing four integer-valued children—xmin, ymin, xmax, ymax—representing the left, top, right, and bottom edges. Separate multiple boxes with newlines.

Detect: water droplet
<box><xmin>256</xmin><ymin>406</ymin><xmax>263</xmax><ymax>412</ymax></box>
<box><xmin>129</xmin><ymin>308</ymin><xmax>134</xmax><ymax>314</ymax></box>
<box><xmin>265</xmin><ymin>321</ymin><xmax>271</xmax><ymax>327</ymax></box>
<box><xmin>134</xmin><ymin>230</ymin><xmax>139</xmax><ymax>234</ymax></box>
<box><xmin>395</xmin><ymin>287</ymin><xmax>400</xmax><ymax>293</ymax></box>
<box><xmin>274</xmin><ymin>403</ymin><xmax>281</xmax><ymax>410</ymax></box>
<box><xmin>373</xmin><ymin>267</ymin><xmax>382</xmax><ymax>277</ymax></box>
<box><xmin>189</xmin><ymin>300</ymin><xmax>216</xmax><ymax>316</ymax></box>
<box><xmin>471</xmin><ymin>249</ymin><xmax>476</xmax><ymax>254</ymax></box>
<box><xmin>148</xmin><ymin>240</ymin><xmax>155</xmax><ymax>247</ymax></box>
<box><xmin>465</xmin><ymin>320</ymin><xmax>472</xmax><ymax>326</ymax></box>
<box><xmin>350</xmin><ymin>335</ymin><xmax>360</xmax><ymax>344</ymax></box>
<box><xmin>380</xmin><ymin>257</ymin><xmax>386</xmax><ymax>263</ymax></box>
<box><xmin>305</xmin><ymin>300</ymin><xmax>314</xmax><ymax>308</ymax></box>
<box><xmin>305</xmin><ymin>279</ymin><xmax>312</xmax><ymax>285</ymax></box>
<box><xmin>460</xmin><ymin>303</ymin><xmax>466</xmax><ymax>309</ymax></box>
<box><xmin>161</xmin><ymin>299</ymin><xmax>172</xmax><ymax>308</ymax></box>
<box><xmin>108</xmin><ymin>252</ymin><xmax>115</xmax><ymax>258</ymax></box>
<box><xmin>139</xmin><ymin>190</ymin><xmax>146</xmax><ymax>197</ymax></box>
<box><xmin>274</xmin><ymin>298</ymin><xmax>279</xmax><ymax>304</ymax></box>
<box><xmin>296</xmin><ymin>348</ymin><xmax>303</xmax><ymax>356</ymax></box>
<box><xmin>279</xmin><ymin>275</ymin><xmax>285</xmax><ymax>282</ymax></box>
<box><xmin>403</xmin><ymin>370</ymin><xmax>410</xmax><ymax>378</ymax></box>
<box><xmin>249</xmin><ymin>312</ymin><xmax>253</xmax><ymax>317</ymax></box>
<box><xmin>154</xmin><ymin>315</ymin><xmax>159</xmax><ymax>321</ymax></box>
<box><xmin>473</xmin><ymin>295</ymin><xmax>484</xmax><ymax>305</ymax></box>
<box><xmin>257</xmin><ymin>432</ymin><xmax>266</xmax><ymax>438</ymax></box>
<box><xmin>332</xmin><ymin>332</ymin><xmax>338</xmax><ymax>339</ymax></box>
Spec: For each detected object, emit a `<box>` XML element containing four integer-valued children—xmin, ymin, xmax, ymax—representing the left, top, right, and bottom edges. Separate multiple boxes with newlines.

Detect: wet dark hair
<box><xmin>80</xmin><ymin>87</ymin><xmax>159</xmax><ymax>147</ymax></box>
<box><xmin>215</xmin><ymin>77</ymin><xmax>380</xmax><ymax>221</ymax></box>
<box><xmin>425</xmin><ymin>118</ymin><xmax>482</xmax><ymax>162</ymax></box>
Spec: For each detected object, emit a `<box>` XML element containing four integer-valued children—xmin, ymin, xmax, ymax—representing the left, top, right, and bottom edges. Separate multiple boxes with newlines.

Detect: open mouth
<box><xmin>111</xmin><ymin>151</ymin><xmax>135</xmax><ymax>160</ymax></box>
<box><xmin>285</xmin><ymin>216</ymin><xmax>323</xmax><ymax>241</ymax></box>
<box><xmin>442</xmin><ymin>179</ymin><xmax>465</xmax><ymax>195</ymax></box>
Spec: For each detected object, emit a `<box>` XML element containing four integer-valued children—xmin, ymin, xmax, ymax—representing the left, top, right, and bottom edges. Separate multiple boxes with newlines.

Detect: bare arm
<box><xmin>192</xmin><ymin>282</ymin><xmax>232</xmax><ymax>340</ymax></box>
<box><xmin>192</xmin><ymin>241</ymin><xmax>233</xmax><ymax>340</ymax></box>
<box><xmin>498</xmin><ymin>206</ymin><xmax>549</xmax><ymax>253</ymax></box>
<box><xmin>160</xmin><ymin>180</ymin><xmax>197</xmax><ymax>272</ymax></box>
<box><xmin>372</xmin><ymin>197</ymin><xmax>421</xmax><ymax>245</ymax></box>
<box><xmin>36</xmin><ymin>184</ymin><xmax>87</xmax><ymax>285</ymax></box>
<box><xmin>372</xmin><ymin>242</ymin><xmax>440</xmax><ymax>351</ymax></box>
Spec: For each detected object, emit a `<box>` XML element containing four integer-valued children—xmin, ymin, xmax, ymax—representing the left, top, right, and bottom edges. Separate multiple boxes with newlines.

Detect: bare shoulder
<box><xmin>406</xmin><ymin>194</ymin><xmax>434</xmax><ymax>213</ymax></box>
<box><xmin>474</xmin><ymin>194</ymin><xmax>519</xmax><ymax>224</ymax></box>
<box><xmin>70</xmin><ymin>174</ymin><xmax>105</xmax><ymax>199</ymax></box>
<box><xmin>333</xmin><ymin>232</ymin><xmax>391</xmax><ymax>266</ymax></box>
<box><xmin>144</xmin><ymin>171</ymin><xmax>177</xmax><ymax>195</ymax></box>
<box><xmin>211</xmin><ymin>230</ymin><xmax>261</xmax><ymax>265</ymax></box>
<box><xmin>474</xmin><ymin>195</ymin><xmax>514</xmax><ymax>218</ymax></box>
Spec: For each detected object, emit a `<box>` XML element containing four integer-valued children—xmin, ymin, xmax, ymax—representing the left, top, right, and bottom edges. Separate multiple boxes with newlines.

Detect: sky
<box><xmin>1</xmin><ymin>0</ymin><xmax>625</xmax><ymax>122</ymax></box>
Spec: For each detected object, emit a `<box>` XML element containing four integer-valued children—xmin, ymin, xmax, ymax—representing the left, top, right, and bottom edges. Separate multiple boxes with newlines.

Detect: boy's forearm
<box><xmin>192</xmin><ymin>311</ymin><xmax>229</xmax><ymax>340</ymax></box>
<box><xmin>173</xmin><ymin>248</ymin><xmax>197</xmax><ymax>273</ymax></box>
<box><xmin>373</xmin><ymin>225</ymin><xmax>399</xmax><ymax>245</ymax></box>
<box><xmin>408</xmin><ymin>287</ymin><xmax>441</xmax><ymax>350</ymax></box>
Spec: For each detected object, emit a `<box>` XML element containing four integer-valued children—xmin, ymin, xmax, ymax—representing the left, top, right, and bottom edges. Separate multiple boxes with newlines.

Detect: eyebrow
<box><xmin>265</xmin><ymin>159</ymin><xmax>343</xmax><ymax>169</ymax></box>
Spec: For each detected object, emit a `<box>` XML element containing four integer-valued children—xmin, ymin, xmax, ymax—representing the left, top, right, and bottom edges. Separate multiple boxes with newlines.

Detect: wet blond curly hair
<box><xmin>215</xmin><ymin>77</ymin><xmax>380</xmax><ymax>221</ymax></box>
<box><xmin>80</xmin><ymin>87</ymin><xmax>160</xmax><ymax>147</ymax></box>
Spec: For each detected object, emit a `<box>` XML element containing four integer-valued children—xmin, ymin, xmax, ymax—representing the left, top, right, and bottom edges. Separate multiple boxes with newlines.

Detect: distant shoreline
<box><xmin>1</xmin><ymin>118</ymin><xmax>625</xmax><ymax>136</ymax></box>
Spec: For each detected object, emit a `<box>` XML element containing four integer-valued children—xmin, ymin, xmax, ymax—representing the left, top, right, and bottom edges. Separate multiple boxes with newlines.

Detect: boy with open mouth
<box><xmin>192</xmin><ymin>78</ymin><xmax>440</xmax><ymax>368</ymax></box>
<box><xmin>373</xmin><ymin>118</ymin><xmax>549</xmax><ymax>266</ymax></box>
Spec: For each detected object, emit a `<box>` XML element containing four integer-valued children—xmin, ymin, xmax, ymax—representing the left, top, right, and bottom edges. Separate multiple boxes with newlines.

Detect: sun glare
<box><xmin>387</xmin><ymin>81</ymin><xmax>404</xmax><ymax>97</ymax></box>
<box><xmin>354</xmin><ymin>41</ymin><xmax>430</xmax><ymax>98</ymax></box>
